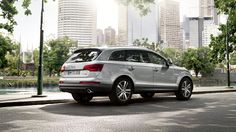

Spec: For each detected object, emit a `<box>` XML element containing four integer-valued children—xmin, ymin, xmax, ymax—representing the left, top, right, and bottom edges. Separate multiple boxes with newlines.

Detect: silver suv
<box><xmin>59</xmin><ymin>47</ymin><xmax>193</xmax><ymax>104</ymax></box>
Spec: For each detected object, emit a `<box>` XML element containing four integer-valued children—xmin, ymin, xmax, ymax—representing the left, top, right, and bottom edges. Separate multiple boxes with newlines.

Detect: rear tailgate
<box><xmin>61</xmin><ymin>62</ymin><xmax>91</xmax><ymax>78</ymax></box>
<box><xmin>60</xmin><ymin>48</ymin><xmax>103</xmax><ymax>78</ymax></box>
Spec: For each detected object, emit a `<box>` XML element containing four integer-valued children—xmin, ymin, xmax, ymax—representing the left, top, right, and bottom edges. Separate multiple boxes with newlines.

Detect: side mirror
<box><xmin>166</xmin><ymin>58</ymin><xmax>173</xmax><ymax>66</ymax></box>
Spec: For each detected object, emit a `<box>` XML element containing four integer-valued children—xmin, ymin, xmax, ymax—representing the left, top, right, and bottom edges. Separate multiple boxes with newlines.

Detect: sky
<box><xmin>10</xmin><ymin>0</ymin><xmax>199</xmax><ymax>51</ymax></box>
<box><xmin>180</xmin><ymin>0</ymin><xmax>199</xmax><ymax>18</ymax></box>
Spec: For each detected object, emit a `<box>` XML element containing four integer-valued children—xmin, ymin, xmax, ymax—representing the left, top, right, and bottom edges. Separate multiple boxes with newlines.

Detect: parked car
<box><xmin>59</xmin><ymin>47</ymin><xmax>193</xmax><ymax>104</ymax></box>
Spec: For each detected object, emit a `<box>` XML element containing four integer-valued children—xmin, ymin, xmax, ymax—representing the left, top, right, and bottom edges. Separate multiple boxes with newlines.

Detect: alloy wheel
<box><xmin>181</xmin><ymin>80</ymin><xmax>192</xmax><ymax>98</ymax></box>
<box><xmin>175</xmin><ymin>77</ymin><xmax>193</xmax><ymax>100</ymax></box>
<box><xmin>116</xmin><ymin>80</ymin><xmax>131</xmax><ymax>101</ymax></box>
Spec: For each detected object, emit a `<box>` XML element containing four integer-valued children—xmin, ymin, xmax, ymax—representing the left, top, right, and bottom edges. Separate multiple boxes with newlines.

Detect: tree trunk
<box><xmin>49</xmin><ymin>68</ymin><xmax>52</xmax><ymax>77</ymax></box>
<box><xmin>195</xmin><ymin>71</ymin><xmax>199</xmax><ymax>78</ymax></box>
<box><xmin>57</xmin><ymin>71</ymin><xmax>60</xmax><ymax>77</ymax></box>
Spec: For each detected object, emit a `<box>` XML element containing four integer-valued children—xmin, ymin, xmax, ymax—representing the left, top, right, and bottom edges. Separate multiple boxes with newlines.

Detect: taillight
<box><xmin>83</xmin><ymin>64</ymin><xmax>104</xmax><ymax>72</ymax></box>
<box><xmin>60</xmin><ymin>66</ymin><xmax>65</xmax><ymax>72</ymax></box>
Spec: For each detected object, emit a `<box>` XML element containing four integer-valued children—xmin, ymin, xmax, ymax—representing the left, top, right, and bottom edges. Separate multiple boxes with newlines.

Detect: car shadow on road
<box><xmin>40</xmin><ymin>95</ymin><xmax>210</xmax><ymax>117</ymax></box>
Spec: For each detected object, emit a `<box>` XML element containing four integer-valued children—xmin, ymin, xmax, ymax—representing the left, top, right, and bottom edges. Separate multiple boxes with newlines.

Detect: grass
<box><xmin>0</xmin><ymin>76</ymin><xmax>59</xmax><ymax>88</ymax></box>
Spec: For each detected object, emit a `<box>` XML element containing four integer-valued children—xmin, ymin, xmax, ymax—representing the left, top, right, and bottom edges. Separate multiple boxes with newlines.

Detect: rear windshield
<box><xmin>66</xmin><ymin>49</ymin><xmax>102</xmax><ymax>63</ymax></box>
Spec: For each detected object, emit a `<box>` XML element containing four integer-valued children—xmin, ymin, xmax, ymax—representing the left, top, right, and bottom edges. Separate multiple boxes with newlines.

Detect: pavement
<box><xmin>0</xmin><ymin>86</ymin><xmax>236</xmax><ymax>107</ymax></box>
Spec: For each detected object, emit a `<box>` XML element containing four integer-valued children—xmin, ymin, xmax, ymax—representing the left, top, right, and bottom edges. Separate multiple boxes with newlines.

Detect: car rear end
<box><xmin>59</xmin><ymin>48</ymin><xmax>111</xmax><ymax>95</ymax></box>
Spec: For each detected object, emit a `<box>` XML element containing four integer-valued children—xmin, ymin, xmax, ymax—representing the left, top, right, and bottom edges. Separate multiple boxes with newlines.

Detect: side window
<box><xmin>140</xmin><ymin>51</ymin><xmax>151</xmax><ymax>63</ymax></box>
<box><xmin>148</xmin><ymin>52</ymin><xmax>166</xmax><ymax>65</ymax></box>
<box><xmin>109</xmin><ymin>50</ymin><xmax>125</xmax><ymax>61</ymax></box>
<box><xmin>125</xmin><ymin>50</ymin><xmax>142</xmax><ymax>62</ymax></box>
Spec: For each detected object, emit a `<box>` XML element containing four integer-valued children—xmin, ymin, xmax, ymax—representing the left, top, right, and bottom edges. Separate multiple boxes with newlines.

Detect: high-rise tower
<box><xmin>118</xmin><ymin>3</ymin><xmax>128</xmax><ymax>45</ymax></box>
<box><xmin>158</xmin><ymin>0</ymin><xmax>182</xmax><ymax>49</ymax></box>
<box><xmin>58</xmin><ymin>0</ymin><xmax>97</xmax><ymax>47</ymax></box>
<box><xmin>199</xmin><ymin>0</ymin><xmax>218</xmax><ymax>24</ymax></box>
<box><xmin>104</xmin><ymin>26</ymin><xmax>116</xmax><ymax>45</ymax></box>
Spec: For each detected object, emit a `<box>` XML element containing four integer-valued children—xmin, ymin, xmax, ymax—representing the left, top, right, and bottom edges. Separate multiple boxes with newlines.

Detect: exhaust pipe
<box><xmin>87</xmin><ymin>89</ymin><xmax>93</xmax><ymax>94</ymax></box>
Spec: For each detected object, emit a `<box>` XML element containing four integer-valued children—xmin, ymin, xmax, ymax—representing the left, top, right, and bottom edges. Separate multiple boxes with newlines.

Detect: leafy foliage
<box><xmin>0</xmin><ymin>0</ymin><xmax>50</xmax><ymax>32</ymax></box>
<box><xmin>0</xmin><ymin>0</ymin><xmax>37</xmax><ymax>33</ymax></box>
<box><xmin>133</xmin><ymin>38</ymin><xmax>161</xmax><ymax>52</ymax></box>
<box><xmin>5</xmin><ymin>43</ymin><xmax>20</xmax><ymax>69</ymax></box>
<box><xmin>181</xmin><ymin>47</ymin><xmax>215</xmax><ymax>77</ymax></box>
<box><xmin>0</xmin><ymin>34</ymin><xmax>14</xmax><ymax>68</ymax></box>
<box><xmin>43</xmin><ymin>37</ymin><xmax>76</xmax><ymax>76</ymax></box>
<box><xmin>118</xmin><ymin>0</ymin><xmax>155</xmax><ymax>16</ymax></box>
<box><xmin>162</xmin><ymin>48</ymin><xmax>183</xmax><ymax>66</ymax></box>
<box><xmin>0</xmin><ymin>0</ymin><xmax>18</xmax><ymax>33</ymax></box>
<box><xmin>33</xmin><ymin>49</ymin><xmax>39</xmax><ymax>69</ymax></box>
<box><xmin>210</xmin><ymin>0</ymin><xmax>236</xmax><ymax>63</ymax></box>
<box><xmin>230</xmin><ymin>52</ymin><xmax>236</xmax><ymax>65</ymax></box>
<box><xmin>22</xmin><ymin>0</ymin><xmax>32</xmax><ymax>15</ymax></box>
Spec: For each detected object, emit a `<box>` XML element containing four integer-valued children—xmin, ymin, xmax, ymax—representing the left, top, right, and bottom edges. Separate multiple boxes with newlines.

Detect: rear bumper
<box><xmin>59</xmin><ymin>84</ymin><xmax>112</xmax><ymax>95</ymax></box>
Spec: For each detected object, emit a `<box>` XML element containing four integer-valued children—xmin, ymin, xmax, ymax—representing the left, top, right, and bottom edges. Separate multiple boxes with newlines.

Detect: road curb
<box><xmin>193</xmin><ymin>89</ymin><xmax>236</xmax><ymax>94</ymax></box>
<box><xmin>0</xmin><ymin>99</ymin><xmax>73</xmax><ymax>108</ymax></box>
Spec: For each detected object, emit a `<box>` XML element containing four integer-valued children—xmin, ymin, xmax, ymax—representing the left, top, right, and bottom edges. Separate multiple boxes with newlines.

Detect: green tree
<box><xmin>119</xmin><ymin>0</ymin><xmax>155</xmax><ymax>16</ymax></box>
<box><xmin>181</xmin><ymin>47</ymin><xmax>215</xmax><ymax>77</ymax></box>
<box><xmin>32</xmin><ymin>49</ymin><xmax>39</xmax><ymax>76</ymax></box>
<box><xmin>209</xmin><ymin>0</ymin><xmax>236</xmax><ymax>63</ymax></box>
<box><xmin>0</xmin><ymin>0</ymin><xmax>33</xmax><ymax>33</ymax></box>
<box><xmin>162</xmin><ymin>48</ymin><xmax>183</xmax><ymax>66</ymax></box>
<box><xmin>24</xmin><ymin>51</ymin><xmax>33</xmax><ymax>63</ymax></box>
<box><xmin>43</xmin><ymin>37</ymin><xmax>76</xmax><ymax>77</ymax></box>
<box><xmin>33</xmin><ymin>49</ymin><xmax>39</xmax><ymax>68</ymax></box>
<box><xmin>4</xmin><ymin>43</ymin><xmax>21</xmax><ymax>75</ymax></box>
<box><xmin>0</xmin><ymin>34</ymin><xmax>14</xmax><ymax>68</ymax></box>
<box><xmin>133</xmin><ymin>38</ymin><xmax>161</xmax><ymax>52</ymax></box>
<box><xmin>230</xmin><ymin>52</ymin><xmax>236</xmax><ymax>65</ymax></box>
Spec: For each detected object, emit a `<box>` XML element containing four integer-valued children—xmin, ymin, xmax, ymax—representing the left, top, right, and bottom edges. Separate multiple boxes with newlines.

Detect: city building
<box><xmin>104</xmin><ymin>26</ymin><xmax>116</xmax><ymax>45</ymax></box>
<box><xmin>183</xmin><ymin>16</ymin><xmax>190</xmax><ymax>41</ymax></box>
<box><xmin>118</xmin><ymin>0</ymin><xmax>183</xmax><ymax>49</ymax></box>
<box><xmin>58</xmin><ymin>0</ymin><xmax>97</xmax><ymax>47</ymax></box>
<box><xmin>182</xmin><ymin>0</ymin><xmax>220</xmax><ymax>49</ymax></box>
<box><xmin>118</xmin><ymin>0</ymin><xmax>160</xmax><ymax>46</ymax></box>
<box><xmin>188</xmin><ymin>17</ymin><xmax>218</xmax><ymax>48</ymax></box>
<box><xmin>158</xmin><ymin>0</ymin><xmax>182</xmax><ymax>49</ymax></box>
<box><xmin>118</xmin><ymin>3</ymin><xmax>128</xmax><ymax>45</ymax></box>
<box><xmin>202</xmin><ymin>22</ymin><xmax>220</xmax><ymax>46</ymax></box>
<box><xmin>199</xmin><ymin>0</ymin><xmax>219</xmax><ymax>25</ymax></box>
<box><xmin>118</xmin><ymin>0</ymin><xmax>182</xmax><ymax>49</ymax></box>
<box><xmin>182</xmin><ymin>16</ymin><xmax>190</xmax><ymax>49</ymax></box>
<box><xmin>96</xmin><ymin>29</ymin><xmax>104</xmax><ymax>46</ymax></box>
<box><xmin>188</xmin><ymin>17</ymin><xmax>203</xmax><ymax>48</ymax></box>
<box><xmin>127</xmin><ymin>3</ymin><xmax>159</xmax><ymax>45</ymax></box>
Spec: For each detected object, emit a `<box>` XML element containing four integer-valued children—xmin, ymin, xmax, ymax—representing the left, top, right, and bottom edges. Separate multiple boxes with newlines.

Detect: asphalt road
<box><xmin>1</xmin><ymin>93</ymin><xmax>236</xmax><ymax>132</ymax></box>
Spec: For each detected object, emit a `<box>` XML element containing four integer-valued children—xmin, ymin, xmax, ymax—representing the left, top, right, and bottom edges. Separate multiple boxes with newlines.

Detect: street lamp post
<box><xmin>226</xmin><ymin>14</ymin><xmax>231</xmax><ymax>88</ymax></box>
<box><xmin>33</xmin><ymin>0</ymin><xmax>46</xmax><ymax>97</ymax></box>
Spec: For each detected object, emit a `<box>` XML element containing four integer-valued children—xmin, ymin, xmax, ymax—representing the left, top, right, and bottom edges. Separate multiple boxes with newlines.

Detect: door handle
<box><xmin>153</xmin><ymin>68</ymin><xmax>159</xmax><ymax>72</ymax></box>
<box><xmin>128</xmin><ymin>66</ymin><xmax>135</xmax><ymax>71</ymax></box>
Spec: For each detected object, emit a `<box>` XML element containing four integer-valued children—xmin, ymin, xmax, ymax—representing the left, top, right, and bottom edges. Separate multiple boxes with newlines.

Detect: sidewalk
<box><xmin>0</xmin><ymin>86</ymin><xmax>236</xmax><ymax>107</ymax></box>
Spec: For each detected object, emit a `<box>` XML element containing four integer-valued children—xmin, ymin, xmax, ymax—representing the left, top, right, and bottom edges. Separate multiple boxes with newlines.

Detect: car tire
<box><xmin>71</xmin><ymin>93</ymin><xmax>93</xmax><ymax>104</ymax></box>
<box><xmin>140</xmin><ymin>93</ymin><xmax>155</xmax><ymax>99</ymax></box>
<box><xmin>175</xmin><ymin>77</ymin><xmax>193</xmax><ymax>100</ymax></box>
<box><xmin>109</xmin><ymin>77</ymin><xmax>133</xmax><ymax>105</ymax></box>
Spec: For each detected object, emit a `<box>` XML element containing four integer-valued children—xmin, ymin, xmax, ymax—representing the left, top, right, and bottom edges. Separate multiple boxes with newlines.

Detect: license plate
<box><xmin>67</xmin><ymin>71</ymin><xmax>80</xmax><ymax>75</ymax></box>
